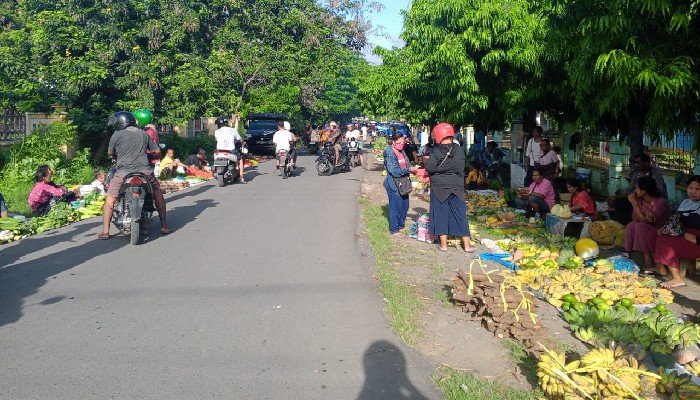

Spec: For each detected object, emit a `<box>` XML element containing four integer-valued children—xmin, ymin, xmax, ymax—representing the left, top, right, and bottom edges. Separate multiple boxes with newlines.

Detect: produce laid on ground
<box><xmin>451</xmin><ymin>262</ymin><xmax>556</xmax><ymax>354</ymax></box>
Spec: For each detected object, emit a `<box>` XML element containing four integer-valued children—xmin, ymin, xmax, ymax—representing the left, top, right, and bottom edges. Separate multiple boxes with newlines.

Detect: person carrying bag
<box><xmin>383</xmin><ymin>131</ymin><xmax>415</xmax><ymax>236</ymax></box>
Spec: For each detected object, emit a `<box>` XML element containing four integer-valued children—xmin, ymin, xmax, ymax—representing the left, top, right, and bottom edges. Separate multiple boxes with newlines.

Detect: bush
<box><xmin>0</xmin><ymin>122</ymin><xmax>97</xmax><ymax>215</ymax></box>
<box><xmin>160</xmin><ymin>134</ymin><xmax>217</xmax><ymax>161</ymax></box>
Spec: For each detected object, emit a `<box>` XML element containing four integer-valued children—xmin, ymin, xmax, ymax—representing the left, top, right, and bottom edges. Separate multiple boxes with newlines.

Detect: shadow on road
<box><xmin>0</xmin><ymin>198</ymin><xmax>215</xmax><ymax>328</ymax></box>
<box><xmin>356</xmin><ymin>341</ymin><xmax>428</xmax><ymax>400</ymax></box>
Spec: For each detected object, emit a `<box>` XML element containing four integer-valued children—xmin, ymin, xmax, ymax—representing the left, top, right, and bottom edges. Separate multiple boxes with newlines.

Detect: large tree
<box><xmin>550</xmin><ymin>0</ymin><xmax>700</xmax><ymax>156</ymax></box>
<box><xmin>0</xmin><ymin>0</ymin><xmax>370</xmax><ymax>155</ymax></box>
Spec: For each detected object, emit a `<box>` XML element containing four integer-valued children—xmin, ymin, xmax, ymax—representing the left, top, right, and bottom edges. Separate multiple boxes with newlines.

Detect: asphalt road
<box><xmin>0</xmin><ymin>152</ymin><xmax>440</xmax><ymax>399</ymax></box>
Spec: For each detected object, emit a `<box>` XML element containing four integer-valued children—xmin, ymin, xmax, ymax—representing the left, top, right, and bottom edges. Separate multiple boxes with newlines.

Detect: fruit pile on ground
<box><xmin>537</xmin><ymin>345</ymin><xmax>660</xmax><ymax>399</ymax></box>
<box><xmin>451</xmin><ymin>265</ymin><xmax>555</xmax><ymax>354</ymax></box>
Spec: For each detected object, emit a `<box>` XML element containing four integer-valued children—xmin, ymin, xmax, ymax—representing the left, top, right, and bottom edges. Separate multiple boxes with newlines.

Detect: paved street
<box><xmin>0</xmin><ymin>152</ymin><xmax>439</xmax><ymax>399</ymax></box>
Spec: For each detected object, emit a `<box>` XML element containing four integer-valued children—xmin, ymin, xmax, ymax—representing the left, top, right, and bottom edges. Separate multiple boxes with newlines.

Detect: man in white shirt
<box><xmin>214</xmin><ymin>117</ymin><xmax>246</xmax><ymax>183</ymax></box>
<box><xmin>273</xmin><ymin>120</ymin><xmax>297</xmax><ymax>171</ymax></box>
<box><xmin>418</xmin><ymin>125</ymin><xmax>429</xmax><ymax>156</ymax></box>
<box><xmin>524</xmin><ymin>126</ymin><xmax>543</xmax><ymax>185</ymax></box>
<box><xmin>360</xmin><ymin>124</ymin><xmax>368</xmax><ymax>142</ymax></box>
<box><xmin>344</xmin><ymin>123</ymin><xmax>365</xmax><ymax>166</ymax></box>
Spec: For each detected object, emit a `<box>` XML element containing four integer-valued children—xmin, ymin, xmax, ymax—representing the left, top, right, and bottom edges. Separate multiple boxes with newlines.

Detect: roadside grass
<box><xmin>435</xmin><ymin>366</ymin><xmax>539</xmax><ymax>400</ymax></box>
<box><xmin>359</xmin><ymin>196</ymin><xmax>422</xmax><ymax>344</ymax></box>
<box><xmin>501</xmin><ymin>339</ymin><xmax>541</xmax><ymax>389</ymax></box>
<box><xmin>432</xmin><ymin>285</ymin><xmax>453</xmax><ymax>308</ymax></box>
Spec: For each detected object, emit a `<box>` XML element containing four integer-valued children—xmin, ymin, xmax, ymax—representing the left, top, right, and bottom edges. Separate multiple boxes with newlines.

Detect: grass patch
<box><xmin>435</xmin><ymin>366</ymin><xmax>538</xmax><ymax>400</ymax></box>
<box><xmin>501</xmin><ymin>339</ymin><xmax>541</xmax><ymax>389</ymax></box>
<box><xmin>432</xmin><ymin>287</ymin><xmax>453</xmax><ymax>308</ymax></box>
<box><xmin>360</xmin><ymin>196</ymin><xmax>423</xmax><ymax>344</ymax></box>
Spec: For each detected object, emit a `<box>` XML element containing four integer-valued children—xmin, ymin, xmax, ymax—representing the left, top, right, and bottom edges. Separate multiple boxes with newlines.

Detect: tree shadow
<box><xmin>0</xmin><ymin>198</ymin><xmax>215</xmax><ymax>327</ymax></box>
<box><xmin>356</xmin><ymin>340</ymin><xmax>428</xmax><ymax>400</ymax></box>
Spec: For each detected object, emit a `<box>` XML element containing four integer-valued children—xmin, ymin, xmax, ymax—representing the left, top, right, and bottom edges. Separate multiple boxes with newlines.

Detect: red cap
<box><xmin>432</xmin><ymin>123</ymin><xmax>455</xmax><ymax>144</ymax></box>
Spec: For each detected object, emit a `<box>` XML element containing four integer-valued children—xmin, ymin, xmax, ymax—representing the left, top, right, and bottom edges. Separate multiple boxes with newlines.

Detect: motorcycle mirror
<box><xmin>159</xmin><ymin>143</ymin><xmax>166</xmax><ymax>149</ymax></box>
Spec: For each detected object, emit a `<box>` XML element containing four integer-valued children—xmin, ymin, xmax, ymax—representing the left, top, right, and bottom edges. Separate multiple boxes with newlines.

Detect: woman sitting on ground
<box><xmin>28</xmin><ymin>165</ymin><xmax>76</xmax><ymax>215</ymax></box>
<box><xmin>465</xmin><ymin>161</ymin><xmax>486</xmax><ymax>190</ymax></box>
<box><xmin>654</xmin><ymin>175</ymin><xmax>700</xmax><ymax>288</ymax></box>
<box><xmin>515</xmin><ymin>168</ymin><xmax>555</xmax><ymax>221</ymax></box>
<box><xmin>624</xmin><ymin>176</ymin><xmax>670</xmax><ymax>275</ymax></box>
<box><xmin>567</xmin><ymin>178</ymin><xmax>596</xmax><ymax>218</ymax></box>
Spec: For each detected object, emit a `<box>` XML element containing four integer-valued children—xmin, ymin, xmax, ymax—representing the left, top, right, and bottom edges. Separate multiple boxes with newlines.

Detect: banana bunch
<box><xmin>575</xmin><ymin>326</ymin><xmax>597</xmax><ymax>344</ymax></box>
<box><xmin>599</xmin><ymin>354</ymin><xmax>645</xmax><ymax>397</ymax></box>
<box><xmin>537</xmin><ymin>350</ymin><xmax>581</xmax><ymax>397</ymax></box>
<box><xmin>656</xmin><ymin>370</ymin><xmax>692</xmax><ymax>395</ymax></box>
<box><xmin>684</xmin><ymin>360</ymin><xmax>700</xmax><ymax>376</ymax></box>
<box><xmin>631</xmin><ymin>325</ymin><xmax>657</xmax><ymax>351</ymax></box>
<box><xmin>677</xmin><ymin>381</ymin><xmax>700</xmax><ymax>400</ymax></box>
<box><xmin>665</xmin><ymin>323</ymin><xmax>700</xmax><ymax>347</ymax></box>
<box><xmin>633</xmin><ymin>287</ymin><xmax>654</xmax><ymax>304</ymax></box>
<box><xmin>654</xmin><ymin>287</ymin><xmax>675</xmax><ymax>304</ymax></box>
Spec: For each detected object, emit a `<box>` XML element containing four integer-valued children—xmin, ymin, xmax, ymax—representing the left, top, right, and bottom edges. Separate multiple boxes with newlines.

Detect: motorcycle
<box><xmin>112</xmin><ymin>173</ymin><xmax>155</xmax><ymax>245</ymax></box>
<box><xmin>348</xmin><ymin>138</ymin><xmax>360</xmax><ymax>168</ymax></box>
<box><xmin>308</xmin><ymin>130</ymin><xmax>320</xmax><ymax>154</ymax></box>
<box><xmin>213</xmin><ymin>143</ymin><xmax>247</xmax><ymax>187</ymax></box>
<box><xmin>316</xmin><ymin>142</ymin><xmax>350</xmax><ymax>176</ymax></box>
<box><xmin>278</xmin><ymin>149</ymin><xmax>294</xmax><ymax>179</ymax></box>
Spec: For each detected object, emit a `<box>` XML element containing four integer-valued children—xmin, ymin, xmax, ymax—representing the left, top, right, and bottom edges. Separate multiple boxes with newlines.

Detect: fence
<box><xmin>645</xmin><ymin>133</ymin><xmax>695</xmax><ymax>174</ymax></box>
<box><xmin>1</xmin><ymin>108</ymin><xmax>26</xmax><ymax>142</ymax></box>
<box><xmin>576</xmin><ymin>131</ymin><xmax>611</xmax><ymax>167</ymax></box>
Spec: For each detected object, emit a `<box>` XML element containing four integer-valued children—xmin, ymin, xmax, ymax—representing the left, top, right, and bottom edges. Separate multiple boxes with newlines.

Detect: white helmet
<box><xmin>283</xmin><ymin>121</ymin><xmax>291</xmax><ymax>131</ymax></box>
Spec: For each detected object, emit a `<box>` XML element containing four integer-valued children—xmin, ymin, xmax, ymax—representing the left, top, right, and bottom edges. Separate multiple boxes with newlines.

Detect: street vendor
<box><xmin>465</xmin><ymin>161</ymin><xmax>486</xmax><ymax>190</ymax></box>
<box><xmin>28</xmin><ymin>165</ymin><xmax>77</xmax><ymax>215</ymax></box>
<box><xmin>608</xmin><ymin>153</ymin><xmax>668</xmax><ymax>225</ymax></box>
<box><xmin>515</xmin><ymin>168</ymin><xmax>555</xmax><ymax>221</ymax></box>
<box><xmin>159</xmin><ymin>148</ymin><xmax>183</xmax><ymax>179</ymax></box>
<box><xmin>184</xmin><ymin>147</ymin><xmax>213</xmax><ymax>179</ymax></box>
<box><xmin>566</xmin><ymin>178</ymin><xmax>596</xmax><ymax>218</ymax></box>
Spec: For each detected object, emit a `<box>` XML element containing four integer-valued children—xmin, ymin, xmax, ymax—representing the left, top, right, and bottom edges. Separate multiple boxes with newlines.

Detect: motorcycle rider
<box><xmin>326</xmin><ymin>121</ymin><xmax>343</xmax><ymax>166</ymax></box>
<box><xmin>214</xmin><ymin>117</ymin><xmax>247</xmax><ymax>183</ymax></box>
<box><xmin>284</xmin><ymin>121</ymin><xmax>298</xmax><ymax>169</ymax></box>
<box><xmin>345</xmin><ymin>123</ymin><xmax>365</xmax><ymax>167</ymax></box>
<box><xmin>273</xmin><ymin>120</ymin><xmax>296</xmax><ymax>172</ymax></box>
<box><xmin>99</xmin><ymin>111</ymin><xmax>170</xmax><ymax>240</ymax></box>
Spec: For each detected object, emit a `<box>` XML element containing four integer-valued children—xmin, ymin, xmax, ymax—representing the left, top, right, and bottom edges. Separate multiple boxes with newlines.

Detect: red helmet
<box><xmin>432</xmin><ymin>122</ymin><xmax>455</xmax><ymax>143</ymax></box>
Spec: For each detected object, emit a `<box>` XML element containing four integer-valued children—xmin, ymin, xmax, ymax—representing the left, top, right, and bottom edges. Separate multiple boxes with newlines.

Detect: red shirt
<box><xmin>572</xmin><ymin>191</ymin><xmax>595</xmax><ymax>217</ymax></box>
<box><xmin>145</xmin><ymin>127</ymin><xmax>159</xmax><ymax>165</ymax></box>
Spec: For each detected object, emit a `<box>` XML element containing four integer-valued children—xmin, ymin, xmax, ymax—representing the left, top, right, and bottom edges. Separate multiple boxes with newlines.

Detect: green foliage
<box><xmin>435</xmin><ymin>366</ymin><xmax>539</xmax><ymax>400</ymax></box>
<box><xmin>160</xmin><ymin>135</ymin><xmax>217</xmax><ymax>161</ymax></box>
<box><xmin>0</xmin><ymin>122</ymin><xmax>97</xmax><ymax>215</ymax></box>
<box><xmin>0</xmin><ymin>0</ymin><xmax>373</xmax><ymax>155</ymax></box>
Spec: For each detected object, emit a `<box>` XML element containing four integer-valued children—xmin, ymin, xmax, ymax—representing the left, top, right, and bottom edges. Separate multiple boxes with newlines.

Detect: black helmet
<box><xmin>108</xmin><ymin>111</ymin><xmax>137</xmax><ymax>131</ymax></box>
<box><xmin>215</xmin><ymin>117</ymin><xmax>229</xmax><ymax>128</ymax></box>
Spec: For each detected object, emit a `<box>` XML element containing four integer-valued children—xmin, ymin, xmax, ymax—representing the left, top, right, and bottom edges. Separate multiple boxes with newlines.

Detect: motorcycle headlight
<box><xmin>242</xmin><ymin>148</ymin><xmax>249</xmax><ymax>155</ymax></box>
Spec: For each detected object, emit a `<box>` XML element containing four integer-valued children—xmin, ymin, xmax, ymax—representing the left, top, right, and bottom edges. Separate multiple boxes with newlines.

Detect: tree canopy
<box><xmin>0</xmin><ymin>0</ymin><xmax>372</xmax><ymax>151</ymax></box>
<box><xmin>359</xmin><ymin>0</ymin><xmax>700</xmax><ymax>144</ymax></box>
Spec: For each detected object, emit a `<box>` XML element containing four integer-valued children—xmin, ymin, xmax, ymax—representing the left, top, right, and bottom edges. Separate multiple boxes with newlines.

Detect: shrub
<box><xmin>160</xmin><ymin>134</ymin><xmax>217</xmax><ymax>160</ymax></box>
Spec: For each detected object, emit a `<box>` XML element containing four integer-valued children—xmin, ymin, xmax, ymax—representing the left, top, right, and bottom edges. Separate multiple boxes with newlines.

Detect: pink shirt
<box><xmin>539</xmin><ymin>150</ymin><xmax>559</xmax><ymax>165</ymax></box>
<box><xmin>528</xmin><ymin>179</ymin><xmax>555</xmax><ymax>208</ymax></box>
<box><xmin>28</xmin><ymin>182</ymin><xmax>66</xmax><ymax>211</ymax></box>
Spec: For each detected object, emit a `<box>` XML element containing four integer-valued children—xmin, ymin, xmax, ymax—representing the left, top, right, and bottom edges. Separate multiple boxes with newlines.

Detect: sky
<box><xmin>364</xmin><ymin>0</ymin><xmax>411</xmax><ymax>63</ymax></box>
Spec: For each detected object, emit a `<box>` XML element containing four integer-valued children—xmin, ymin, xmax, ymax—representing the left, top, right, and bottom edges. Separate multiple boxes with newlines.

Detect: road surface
<box><xmin>0</xmin><ymin>152</ymin><xmax>439</xmax><ymax>399</ymax></box>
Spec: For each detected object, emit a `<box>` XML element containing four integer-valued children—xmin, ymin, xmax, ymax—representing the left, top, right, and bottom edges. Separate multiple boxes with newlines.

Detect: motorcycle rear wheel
<box><xmin>216</xmin><ymin>173</ymin><xmax>226</xmax><ymax>187</ymax></box>
<box><xmin>316</xmin><ymin>160</ymin><xmax>332</xmax><ymax>176</ymax></box>
<box><xmin>130</xmin><ymin>220</ymin><xmax>142</xmax><ymax>245</ymax></box>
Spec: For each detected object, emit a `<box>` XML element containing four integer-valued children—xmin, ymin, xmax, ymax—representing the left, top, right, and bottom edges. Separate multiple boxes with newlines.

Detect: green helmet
<box><xmin>133</xmin><ymin>109</ymin><xmax>153</xmax><ymax>126</ymax></box>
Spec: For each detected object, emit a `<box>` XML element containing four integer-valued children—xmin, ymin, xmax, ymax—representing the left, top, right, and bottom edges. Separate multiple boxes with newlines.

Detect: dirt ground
<box><xmin>358</xmin><ymin>154</ymin><xmax>700</xmax><ymax>391</ymax></box>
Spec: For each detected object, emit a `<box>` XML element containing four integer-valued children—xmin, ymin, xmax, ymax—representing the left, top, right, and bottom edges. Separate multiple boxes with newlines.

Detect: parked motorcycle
<box><xmin>213</xmin><ymin>143</ymin><xmax>247</xmax><ymax>187</ymax></box>
<box><xmin>316</xmin><ymin>142</ymin><xmax>350</xmax><ymax>176</ymax></box>
<box><xmin>112</xmin><ymin>173</ymin><xmax>155</xmax><ymax>245</ymax></box>
<box><xmin>348</xmin><ymin>137</ymin><xmax>360</xmax><ymax>168</ymax></box>
<box><xmin>278</xmin><ymin>149</ymin><xmax>294</xmax><ymax>179</ymax></box>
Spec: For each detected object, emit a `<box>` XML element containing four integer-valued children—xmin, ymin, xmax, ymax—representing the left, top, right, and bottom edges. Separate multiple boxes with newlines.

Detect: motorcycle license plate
<box><xmin>214</xmin><ymin>159</ymin><xmax>228</xmax><ymax>166</ymax></box>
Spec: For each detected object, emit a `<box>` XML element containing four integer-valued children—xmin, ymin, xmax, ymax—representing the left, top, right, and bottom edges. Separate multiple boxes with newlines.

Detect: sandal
<box><xmin>97</xmin><ymin>233</ymin><xmax>110</xmax><ymax>240</ymax></box>
<box><xmin>160</xmin><ymin>229</ymin><xmax>172</xmax><ymax>235</ymax></box>
<box><xmin>659</xmin><ymin>280</ymin><xmax>686</xmax><ymax>289</ymax></box>
<box><xmin>438</xmin><ymin>246</ymin><xmax>448</xmax><ymax>252</ymax></box>
<box><xmin>462</xmin><ymin>246</ymin><xmax>476</xmax><ymax>253</ymax></box>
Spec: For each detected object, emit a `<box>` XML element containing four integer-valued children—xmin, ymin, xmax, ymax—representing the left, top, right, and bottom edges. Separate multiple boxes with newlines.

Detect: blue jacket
<box><xmin>383</xmin><ymin>146</ymin><xmax>410</xmax><ymax>193</ymax></box>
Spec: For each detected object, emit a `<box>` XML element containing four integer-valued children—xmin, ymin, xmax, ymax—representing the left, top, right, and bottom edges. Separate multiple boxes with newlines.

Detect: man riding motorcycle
<box><xmin>345</xmin><ymin>123</ymin><xmax>365</xmax><ymax>167</ymax></box>
<box><xmin>99</xmin><ymin>111</ymin><xmax>170</xmax><ymax>239</ymax></box>
<box><xmin>326</xmin><ymin>121</ymin><xmax>343</xmax><ymax>166</ymax></box>
<box><xmin>273</xmin><ymin>120</ymin><xmax>297</xmax><ymax>172</ymax></box>
<box><xmin>214</xmin><ymin>117</ymin><xmax>246</xmax><ymax>183</ymax></box>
